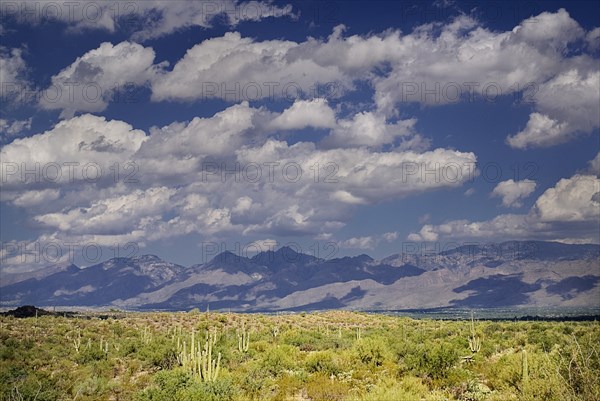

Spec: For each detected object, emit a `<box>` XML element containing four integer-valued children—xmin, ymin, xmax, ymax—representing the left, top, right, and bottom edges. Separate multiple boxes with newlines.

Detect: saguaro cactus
<box><xmin>140</xmin><ymin>326</ymin><xmax>152</xmax><ymax>344</ymax></box>
<box><xmin>71</xmin><ymin>329</ymin><xmax>82</xmax><ymax>353</ymax></box>
<box><xmin>238</xmin><ymin>324</ymin><xmax>250</xmax><ymax>352</ymax></box>
<box><xmin>521</xmin><ymin>348</ymin><xmax>529</xmax><ymax>384</ymax></box>
<box><xmin>178</xmin><ymin>329</ymin><xmax>222</xmax><ymax>382</ymax></box>
<box><xmin>207</xmin><ymin>328</ymin><xmax>218</xmax><ymax>346</ymax></box>
<box><xmin>200</xmin><ymin>335</ymin><xmax>221</xmax><ymax>382</ymax></box>
<box><xmin>468</xmin><ymin>312</ymin><xmax>482</xmax><ymax>353</ymax></box>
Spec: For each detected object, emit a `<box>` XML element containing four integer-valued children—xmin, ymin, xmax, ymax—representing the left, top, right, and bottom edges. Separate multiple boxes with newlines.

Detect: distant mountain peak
<box><xmin>135</xmin><ymin>254</ymin><xmax>162</xmax><ymax>262</ymax></box>
<box><xmin>276</xmin><ymin>245</ymin><xmax>299</xmax><ymax>254</ymax></box>
<box><xmin>209</xmin><ymin>250</ymin><xmax>246</xmax><ymax>265</ymax></box>
<box><xmin>66</xmin><ymin>264</ymin><xmax>80</xmax><ymax>273</ymax></box>
<box><xmin>332</xmin><ymin>254</ymin><xmax>374</xmax><ymax>263</ymax></box>
<box><xmin>250</xmin><ymin>246</ymin><xmax>319</xmax><ymax>268</ymax></box>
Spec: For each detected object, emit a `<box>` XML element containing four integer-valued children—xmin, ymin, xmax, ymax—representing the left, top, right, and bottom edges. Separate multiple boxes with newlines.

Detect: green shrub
<box><xmin>353</xmin><ymin>336</ymin><xmax>392</xmax><ymax>367</ymax></box>
<box><xmin>239</xmin><ymin>363</ymin><xmax>269</xmax><ymax>400</ymax></box>
<box><xmin>405</xmin><ymin>342</ymin><xmax>459</xmax><ymax>379</ymax></box>
<box><xmin>272</xmin><ymin>373</ymin><xmax>305</xmax><ymax>400</ymax></box>
<box><xmin>182</xmin><ymin>378</ymin><xmax>236</xmax><ymax>401</ymax></box>
<box><xmin>260</xmin><ymin>345</ymin><xmax>297</xmax><ymax>377</ymax></box>
<box><xmin>137</xmin><ymin>368</ymin><xmax>190</xmax><ymax>401</ymax></box>
<box><xmin>360</xmin><ymin>377</ymin><xmax>432</xmax><ymax>401</ymax></box>
<box><xmin>75</xmin><ymin>345</ymin><xmax>106</xmax><ymax>364</ymax></box>
<box><xmin>482</xmin><ymin>352</ymin><xmax>521</xmax><ymax>392</ymax></box>
<box><xmin>306</xmin><ymin>350</ymin><xmax>341</xmax><ymax>375</ymax></box>
<box><xmin>72</xmin><ymin>375</ymin><xmax>110</xmax><ymax>400</ymax></box>
<box><xmin>283</xmin><ymin>329</ymin><xmax>324</xmax><ymax>351</ymax></box>
<box><xmin>3</xmin><ymin>371</ymin><xmax>60</xmax><ymax>401</ymax></box>
<box><xmin>306</xmin><ymin>374</ymin><xmax>349</xmax><ymax>401</ymax></box>
<box><xmin>137</xmin><ymin>338</ymin><xmax>177</xmax><ymax>369</ymax></box>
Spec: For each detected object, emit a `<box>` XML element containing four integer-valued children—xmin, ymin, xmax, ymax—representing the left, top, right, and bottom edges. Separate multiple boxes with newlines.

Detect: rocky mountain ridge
<box><xmin>1</xmin><ymin>241</ymin><xmax>598</xmax><ymax>311</ymax></box>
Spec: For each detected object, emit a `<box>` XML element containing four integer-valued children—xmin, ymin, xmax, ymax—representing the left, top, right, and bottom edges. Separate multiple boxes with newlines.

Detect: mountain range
<box><xmin>1</xmin><ymin>241</ymin><xmax>599</xmax><ymax>311</ymax></box>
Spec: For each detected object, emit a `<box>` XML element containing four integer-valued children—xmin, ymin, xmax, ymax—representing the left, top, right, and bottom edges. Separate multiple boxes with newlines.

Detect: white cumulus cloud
<box><xmin>0</xmin><ymin>117</ymin><xmax>32</xmax><ymax>138</ymax></box>
<box><xmin>4</xmin><ymin>1</ymin><xmax>294</xmax><ymax>39</ymax></box>
<box><xmin>0</xmin><ymin>47</ymin><xmax>30</xmax><ymax>103</ymax></box>
<box><xmin>409</xmin><ymin>173</ymin><xmax>600</xmax><ymax>243</ymax></box>
<box><xmin>268</xmin><ymin>99</ymin><xmax>336</xmax><ymax>131</ymax></box>
<box><xmin>507</xmin><ymin>70</ymin><xmax>600</xmax><ymax>148</ymax></box>
<box><xmin>491</xmin><ymin>179</ymin><xmax>537</xmax><ymax>208</ymax></box>
<box><xmin>39</xmin><ymin>41</ymin><xmax>161</xmax><ymax>117</ymax></box>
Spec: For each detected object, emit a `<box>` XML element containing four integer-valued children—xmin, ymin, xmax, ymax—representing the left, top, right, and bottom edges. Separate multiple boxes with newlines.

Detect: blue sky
<box><xmin>0</xmin><ymin>0</ymin><xmax>599</xmax><ymax>269</ymax></box>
